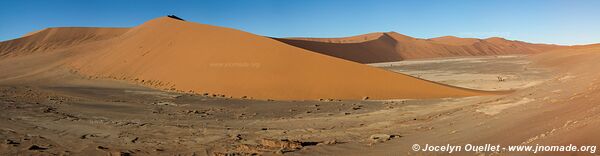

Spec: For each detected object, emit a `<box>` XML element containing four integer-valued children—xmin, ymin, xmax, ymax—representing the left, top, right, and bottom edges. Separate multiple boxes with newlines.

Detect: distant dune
<box><xmin>0</xmin><ymin>17</ymin><xmax>492</xmax><ymax>100</ymax></box>
<box><xmin>0</xmin><ymin>27</ymin><xmax>129</xmax><ymax>57</ymax></box>
<box><xmin>275</xmin><ymin>32</ymin><xmax>562</xmax><ymax>63</ymax></box>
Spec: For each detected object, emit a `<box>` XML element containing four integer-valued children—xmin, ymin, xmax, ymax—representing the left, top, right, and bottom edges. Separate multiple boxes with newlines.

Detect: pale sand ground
<box><xmin>2</xmin><ymin>53</ymin><xmax>600</xmax><ymax>155</ymax></box>
<box><xmin>370</xmin><ymin>55</ymin><xmax>551</xmax><ymax>91</ymax></box>
<box><xmin>372</xmin><ymin>55</ymin><xmax>549</xmax><ymax>116</ymax></box>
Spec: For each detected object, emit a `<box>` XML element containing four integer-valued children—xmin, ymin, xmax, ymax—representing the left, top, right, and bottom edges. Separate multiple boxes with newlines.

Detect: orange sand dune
<box><xmin>0</xmin><ymin>17</ymin><xmax>492</xmax><ymax>100</ymax></box>
<box><xmin>67</xmin><ymin>17</ymin><xmax>493</xmax><ymax>100</ymax></box>
<box><xmin>0</xmin><ymin>27</ymin><xmax>129</xmax><ymax>57</ymax></box>
<box><xmin>428</xmin><ymin>36</ymin><xmax>480</xmax><ymax>46</ymax></box>
<box><xmin>275</xmin><ymin>33</ymin><xmax>562</xmax><ymax>63</ymax></box>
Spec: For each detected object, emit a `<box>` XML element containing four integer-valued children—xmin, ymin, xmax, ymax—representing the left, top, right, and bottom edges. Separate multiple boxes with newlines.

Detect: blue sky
<box><xmin>1</xmin><ymin>0</ymin><xmax>599</xmax><ymax>45</ymax></box>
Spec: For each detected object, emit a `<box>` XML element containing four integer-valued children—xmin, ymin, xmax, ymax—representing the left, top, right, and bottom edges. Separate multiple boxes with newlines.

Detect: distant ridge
<box><xmin>0</xmin><ymin>27</ymin><xmax>129</xmax><ymax>57</ymax></box>
<box><xmin>275</xmin><ymin>32</ymin><xmax>563</xmax><ymax>63</ymax></box>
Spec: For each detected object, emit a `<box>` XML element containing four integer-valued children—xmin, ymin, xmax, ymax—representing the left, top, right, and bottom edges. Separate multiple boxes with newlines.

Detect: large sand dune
<box><xmin>0</xmin><ymin>17</ymin><xmax>490</xmax><ymax>100</ymax></box>
<box><xmin>275</xmin><ymin>32</ymin><xmax>562</xmax><ymax>63</ymax></box>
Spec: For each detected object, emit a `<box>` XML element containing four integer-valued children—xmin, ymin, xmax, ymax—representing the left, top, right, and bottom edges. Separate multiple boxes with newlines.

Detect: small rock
<box><xmin>80</xmin><ymin>134</ymin><xmax>99</xmax><ymax>139</ymax></box>
<box><xmin>28</xmin><ymin>145</ymin><xmax>48</xmax><ymax>150</ymax></box>
<box><xmin>119</xmin><ymin>151</ymin><xmax>132</xmax><ymax>156</ymax></box>
<box><xmin>97</xmin><ymin>145</ymin><xmax>109</xmax><ymax>150</ymax></box>
<box><xmin>130</xmin><ymin>137</ymin><xmax>139</xmax><ymax>143</ymax></box>
<box><xmin>231</xmin><ymin>134</ymin><xmax>242</xmax><ymax>141</ymax></box>
<box><xmin>369</xmin><ymin>134</ymin><xmax>391</xmax><ymax>142</ymax></box>
<box><xmin>5</xmin><ymin>139</ymin><xmax>19</xmax><ymax>145</ymax></box>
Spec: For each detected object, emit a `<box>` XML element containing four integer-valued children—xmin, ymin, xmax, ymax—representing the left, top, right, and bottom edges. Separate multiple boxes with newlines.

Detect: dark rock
<box><xmin>5</xmin><ymin>139</ymin><xmax>19</xmax><ymax>145</ymax></box>
<box><xmin>97</xmin><ymin>145</ymin><xmax>109</xmax><ymax>150</ymax></box>
<box><xmin>28</xmin><ymin>145</ymin><xmax>48</xmax><ymax>150</ymax></box>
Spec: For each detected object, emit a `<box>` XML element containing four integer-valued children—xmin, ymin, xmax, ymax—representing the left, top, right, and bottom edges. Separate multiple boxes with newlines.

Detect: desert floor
<box><xmin>1</xmin><ymin>54</ymin><xmax>599</xmax><ymax>155</ymax></box>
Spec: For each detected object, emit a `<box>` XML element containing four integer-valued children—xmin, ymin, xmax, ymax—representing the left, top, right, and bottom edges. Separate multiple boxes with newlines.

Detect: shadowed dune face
<box><xmin>275</xmin><ymin>32</ymin><xmax>562</xmax><ymax>63</ymax></box>
<box><xmin>0</xmin><ymin>17</ymin><xmax>491</xmax><ymax>100</ymax></box>
<box><xmin>273</xmin><ymin>33</ymin><xmax>403</xmax><ymax>63</ymax></box>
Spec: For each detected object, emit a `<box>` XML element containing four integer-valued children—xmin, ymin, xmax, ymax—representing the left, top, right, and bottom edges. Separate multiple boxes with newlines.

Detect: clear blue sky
<box><xmin>1</xmin><ymin>0</ymin><xmax>599</xmax><ymax>45</ymax></box>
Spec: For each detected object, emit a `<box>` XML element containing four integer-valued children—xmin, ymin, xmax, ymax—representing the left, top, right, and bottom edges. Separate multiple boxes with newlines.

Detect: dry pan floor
<box><xmin>1</xmin><ymin>55</ymin><xmax>600</xmax><ymax>155</ymax></box>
